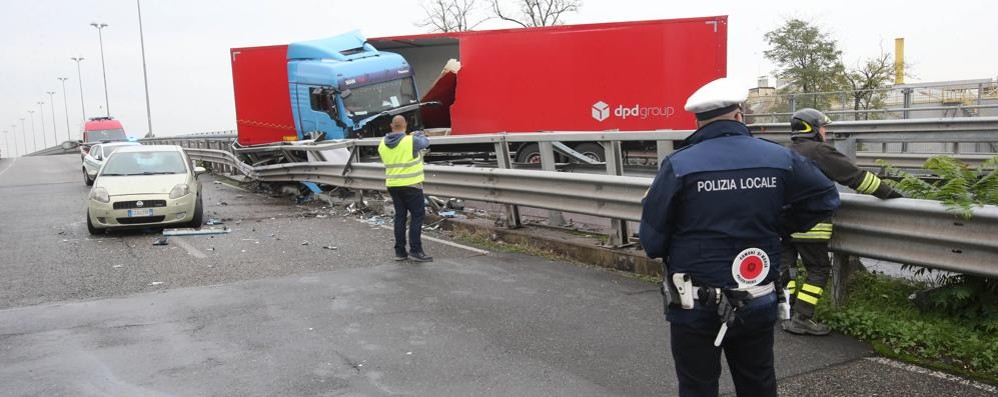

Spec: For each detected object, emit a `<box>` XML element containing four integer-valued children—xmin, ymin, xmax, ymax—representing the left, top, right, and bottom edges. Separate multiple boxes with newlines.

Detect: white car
<box><xmin>82</xmin><ymin>141</ymin><xmax>141</xmax><ymax>186</ymax></box>
<box><xmin>86</xmin><ymin>145</ymin><xmax>205</xmax><ymax>234</ymax></box>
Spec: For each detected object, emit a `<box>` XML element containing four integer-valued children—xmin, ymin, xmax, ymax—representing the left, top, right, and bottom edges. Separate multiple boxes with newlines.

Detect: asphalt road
<box><xmin>0</xmin><ymin>154</ymin><xmax>993</xmax><ymax>396</ymax></box>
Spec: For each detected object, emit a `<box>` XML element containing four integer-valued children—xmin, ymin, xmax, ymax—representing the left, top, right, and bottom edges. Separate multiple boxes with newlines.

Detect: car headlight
<box><xmin>169</xmin><ymin>184</ymin><xmax>191</xmax><ymax>199</ymax></box>
<box><xmin>89</xmin><ymin>187</ymin><xmax>110</xmax><ymax>203</ymax></box>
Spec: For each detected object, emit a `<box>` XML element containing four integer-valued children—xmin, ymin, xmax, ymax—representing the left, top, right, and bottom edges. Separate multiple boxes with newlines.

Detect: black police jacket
<box><xmin>639</xmin><ymin>120</ymin><xmax>840</xmax><ymax>288</ymax></box>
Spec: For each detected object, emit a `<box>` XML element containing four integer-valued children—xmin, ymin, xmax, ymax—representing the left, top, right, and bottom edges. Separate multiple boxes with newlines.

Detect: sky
<box><xmin>1</xmin><ymin>0</ymin><xmax>996</xmax><ymax>154</ymax></box>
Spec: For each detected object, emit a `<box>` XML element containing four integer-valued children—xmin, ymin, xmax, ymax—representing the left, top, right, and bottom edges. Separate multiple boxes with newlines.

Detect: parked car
<box><xmin>86</xmin><ymin>145</ymin><xmax>205</xmax><ymax>234</ymax></box>
<box><xmin>82</xmin><ymin>141</ymin><xmax>141</xmax><ymax>186</ymax></box>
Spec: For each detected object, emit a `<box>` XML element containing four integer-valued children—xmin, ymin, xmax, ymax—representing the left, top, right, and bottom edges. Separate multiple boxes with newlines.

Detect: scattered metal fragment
<box><xmin>163</xmin><ymin>226</ymin><xmax>231</xmax><ymax>236</ymax></box>
<box><xmin>153</xmin><ymin>237</ymin><xmax>169</xmax><ymax>246</ymax></box>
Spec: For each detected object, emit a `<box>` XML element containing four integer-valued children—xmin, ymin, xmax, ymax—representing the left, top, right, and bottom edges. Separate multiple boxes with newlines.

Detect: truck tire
<box><xmin>572</xmin><ymin>143</ymin><xmax>606</xmax><ymax>163</ymax></box>
<box><xmin>514</xmin><ymin>144</ymin><xmax>541</xmax><ymax>164</ymax></box>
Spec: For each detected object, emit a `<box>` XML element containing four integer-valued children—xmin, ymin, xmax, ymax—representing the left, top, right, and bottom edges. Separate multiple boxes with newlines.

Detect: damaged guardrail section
<box><xmin>185</xmin><ymin>147</ymin><xmax>998</xmax><ymax>280</ymax></box>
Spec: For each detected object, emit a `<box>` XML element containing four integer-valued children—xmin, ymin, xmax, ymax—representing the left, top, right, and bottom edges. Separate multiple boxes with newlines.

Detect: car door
<box><xmin>83</xmin><ymin>144</ymin><xmax>102</xmax><ymax>176</ymax></box>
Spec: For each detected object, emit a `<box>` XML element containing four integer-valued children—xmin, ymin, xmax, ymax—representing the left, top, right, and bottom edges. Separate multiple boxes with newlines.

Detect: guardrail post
<box><xmin>605</xmin><ymin>140</ymin><xmax>629</xmax><ymax>247</ymax></box>
<box><xmin>902</xmin><ymin>88</ymin><xmax>913</xmax><ymax>119</ymax></box>
<box><xmin>829</xmin><ymin>253</ymin><xmax>850</xmax><ymax>308</ymax></box>
<box><xmin>655</xmin><ymin>140</ymin><xmax>674</xmax><ymax>170</ymax></box>
<box><xmin>538</xmin><ymin>141</ymin><xmax>567</xmax><ymax>227</ymax></box>
<box><xmin>494</xmin><ymin>137</ymin><xmax>521</xmax><ymax>228</ymax></box>
<box><xmin>833</xmin><ymin>134</ymin><xmax>857</xmax><ymax>161</ymax></box>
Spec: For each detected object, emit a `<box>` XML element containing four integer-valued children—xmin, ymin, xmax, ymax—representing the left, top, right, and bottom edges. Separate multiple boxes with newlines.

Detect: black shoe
<box><xmin>394</xmin><ymin>254</ymin><xmax>408</xmax><ymax>261</ymax></box>
<box><xmin>409</xmin><ymin>252</ymin><xmax>433</xmax><ymax>262</ymax></box>
<box><xmin>781</xmin><ymin>313</ymin><xmax>831</xmax><ymax>336</ymax></box>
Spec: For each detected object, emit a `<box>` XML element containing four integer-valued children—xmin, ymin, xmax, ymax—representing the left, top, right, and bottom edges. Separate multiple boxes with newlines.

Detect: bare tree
<box><xmin>489</xmin><ymin>0</ymin><xmax>581</xmax><ymax>28</ymax></box>
<box><xmin>843</xmin><ymin>51</ymin><xmax>894</xmax><ymax>120</ymax></box>
<box><xmin>418</xmin><ymin>0</ymin><xmax>489</xmax><ymax>32</ymax></box>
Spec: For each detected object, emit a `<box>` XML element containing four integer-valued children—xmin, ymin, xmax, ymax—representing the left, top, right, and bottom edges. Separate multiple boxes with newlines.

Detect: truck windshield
<box><xmin>342</xmin><ymin>78</ymin><xmax>417</xmax><ymax>120</ymax></box>
<box><xmin>87</xmin><ymin>128</ymin><xmax>127</xmax><ymax>141</ymax></box>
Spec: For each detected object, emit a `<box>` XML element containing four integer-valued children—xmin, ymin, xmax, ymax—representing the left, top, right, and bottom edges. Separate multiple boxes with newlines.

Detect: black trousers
<box><xmin>388</xmin><ymin>186</ymin><xmax>425</xmax><ymax>256</ymax></box>
<box><xmin>668</xmin><ymin>294</ymin><xmax>777</xmax><ymax>397</ymax></box>
<box><xmin>779</xmin><ymin>239</ymin><xmax>831</xmax><ymax>318</ymax></box>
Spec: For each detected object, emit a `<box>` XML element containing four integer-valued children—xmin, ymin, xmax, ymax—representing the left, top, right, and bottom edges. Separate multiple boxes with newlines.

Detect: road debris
<box><xmin>206</xmin><ymin>218</ymin><xmax>224</xmax><ymax>225</ymax></box>
<box><xmin>163</xmin><ymin>226</ymin><xmax>231</xmax><ymax>236</ymax></box>
<box><xmin>153</xmin><ymin>237</ymin><xmax>169</xmax><ymax>246</ymax></box>
<box><xmin>301</xmin><ymin>241</ymin><xmax>310</xmax><ymax>246</ymax></box>
<box><xmin>148</xmin><ymin>281</ymin><xmax>164</xmax><ymax>286</ymax></box>
<box><xmin>217</xmin><ymin>201</ymin><xmax>229</xmax><ymax>206</ymax></box>
<box><xmin>323</xmin><ymin>245</ymin><xmax>337</xmax><ymax>250</ymax></box>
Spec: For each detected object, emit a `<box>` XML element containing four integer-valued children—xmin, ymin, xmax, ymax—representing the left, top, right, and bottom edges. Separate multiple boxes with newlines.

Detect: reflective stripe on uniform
<box><xmin>856</xmin><ymin>171</ymin><xmax>883</xmax><ymax>194</ymax></box>
<box><xmin>801</xmin><ymin>283</ymin><xmax>823</xmax><ymax>296</ymax></box>
<box><xmin>791</xmin><ymin>222</ymin><xmax>833</xmax><ymax>240</ymax></box>
<box><xmin>383</xmin><ymin>158</ymin><xmax>423</xmax><ymax>169</ymax></box>
<box><xmin>797</xmin><ymin>291</ymin><xmax>820</xmax><ymax>305</ymax></box>
<box><xmin>787</xmin><ymin>280</ymin><xmax>797</xmax><ymax>293</ymax></box>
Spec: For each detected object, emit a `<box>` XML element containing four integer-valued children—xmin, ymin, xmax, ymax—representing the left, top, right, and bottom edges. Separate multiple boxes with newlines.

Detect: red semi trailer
<box><xmin>230</xmin><ymin>16</ymin><xmax>728</xmax><ymax>160</ymax></box>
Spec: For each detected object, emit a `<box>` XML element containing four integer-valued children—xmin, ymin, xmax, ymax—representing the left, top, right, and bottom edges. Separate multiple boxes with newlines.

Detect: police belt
<box><xmin>693</xmin><ymin>283</ymin><xmax>774</xmax><ymax>306</ymax></box>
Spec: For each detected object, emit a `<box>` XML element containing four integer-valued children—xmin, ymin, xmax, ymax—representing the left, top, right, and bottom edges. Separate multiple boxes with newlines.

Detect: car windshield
<box><xmin>88</xmin><ymin>128</ymin><xmax>127</xmax><ymax>141</ymax></box>
<box><xmin>100</xmin><ymin>151</ymin><xmax>187</xmax><ymax>176</ymax></box>
<box><xmin>342</xmin><ymin>77</ymin><xmax>417</xmax><ymax>120</ymax></box>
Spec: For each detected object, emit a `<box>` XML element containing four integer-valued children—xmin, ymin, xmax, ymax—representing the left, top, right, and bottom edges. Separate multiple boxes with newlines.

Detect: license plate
<box><xmin>127</xmin><ymin>209</ymin><xmax>154</xmax><ymax>217</ymax></box>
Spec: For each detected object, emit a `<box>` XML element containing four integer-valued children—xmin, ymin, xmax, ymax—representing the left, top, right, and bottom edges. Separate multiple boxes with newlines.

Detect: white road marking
<box><xmin>865</xmin><ymin>357</ymin><xmax>996</xmax><ymax>393</ymax></box>
<box><xmin>356</xmin><ymin>219</ymin><xmax>489</xmax><ymax>255</ymax></box>
<box><xmin>0</xmin><ymin>158</ymin><xmax>17</xmax><ymax>178</ymax></box>
<box><xmin>218</xmin><ymin>181</ymin><xmax>250</xmax><ymax>192</ymax></box>
<box><xmin>172</xmin><ymin>236</ymin><xmax>208</xmax><ymax>259</ymax></box>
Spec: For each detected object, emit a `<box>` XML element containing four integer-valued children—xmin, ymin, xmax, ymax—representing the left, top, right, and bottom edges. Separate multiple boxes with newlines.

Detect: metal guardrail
<box><xmin>187</xmin><ymin>148</ymin><xmax>998</xmax><ymax>281</ymax></box>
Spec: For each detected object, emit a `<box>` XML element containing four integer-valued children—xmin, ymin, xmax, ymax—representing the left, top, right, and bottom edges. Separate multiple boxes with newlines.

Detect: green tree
<box><xmin>764</xmin><ymin>19</ymin><xmax>844</xmax><ymax>108</ymax></box>
<box><xmin>843</xmin><ymin>52</ymin><xmax>895</xmax><ymax>120</ymax></box>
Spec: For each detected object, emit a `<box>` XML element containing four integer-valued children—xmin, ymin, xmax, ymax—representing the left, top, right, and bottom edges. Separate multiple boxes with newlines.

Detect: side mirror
<box><xmin>194</xmin><ymin>166</ymin><xmax>207</xmax><ymax>176</ymax></box>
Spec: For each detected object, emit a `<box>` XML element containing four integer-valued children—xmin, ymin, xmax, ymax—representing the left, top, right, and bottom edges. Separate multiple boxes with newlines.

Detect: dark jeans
<box><xmin>668</xmin><ymin>293</ymin><xmax>777</xmax><ymax>397</ymax></box>
<box><xmin>388</xmin><ymin>186</ymin><xmax>425</xmax><ymax>256</ymax></box>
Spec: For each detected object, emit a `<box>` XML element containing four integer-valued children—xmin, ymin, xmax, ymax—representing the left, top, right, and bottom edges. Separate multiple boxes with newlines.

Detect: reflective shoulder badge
<box><xmin>732</xmin><ymin>248</ymin><xmax>770</xmax><ymax>288</ymax></box>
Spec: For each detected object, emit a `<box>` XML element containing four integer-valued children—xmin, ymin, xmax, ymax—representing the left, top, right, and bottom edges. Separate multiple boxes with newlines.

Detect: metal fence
<box><xmin>746</xmin><ymin>80</ymin><xmax>998</xmax><ymax>123</ymax></box>
<box><xmin>180</xmin><ymin>140</ymin><xmax>998</xmax><ymax>287</ymax></box>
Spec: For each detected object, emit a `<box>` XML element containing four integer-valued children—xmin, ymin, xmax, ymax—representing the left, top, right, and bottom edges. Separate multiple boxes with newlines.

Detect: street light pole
<box><xmin>10</xmin><ymin>124</ymin><xmax>17</xmax><ymax>157</ymax></box>
<box><xmin>27</xmin><ymin>111</ymin><xmax>37</xmax><ymax>152</ymax></box>
<box><xmin>18</xmin><ymin>119</ymin><xmax>26</xmax><ymax>156</ymax></box>
<box><xmin>46</xmin><ymin>91</ymin><xmax>58</xmax><ymax>144</ymax></box>
<box><xmin>137</xmin><ymin>0</ymin><xmax>153</xmax><ymax>137</ymax></box>
<box><xmin>71</xmin><ymin>56</ymin><xmax>86</xmax><ymax>124</ymax></box>
<box><xmin>58</xmin><ymin>77</ymin><xmax>71</xmax><ymax>140</ymax></box>
<box><xmin>37</xmin><ymin>102</ymin><xmax>48</xmax><ymax>148</ymax></box>
<box><xmin>90</xmin><ymin>22</ymin><xmax>111</xmax><ymax>117</ymax></box>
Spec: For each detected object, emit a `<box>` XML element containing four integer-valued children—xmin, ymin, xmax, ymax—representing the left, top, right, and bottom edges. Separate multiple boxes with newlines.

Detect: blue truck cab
<box><xmin>287</xmin><ymin>32</ymin><xmax>425</xmax><ymax>140</ymax></box>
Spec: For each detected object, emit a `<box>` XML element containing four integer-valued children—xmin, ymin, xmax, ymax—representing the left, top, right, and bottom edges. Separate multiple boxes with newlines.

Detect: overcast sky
<box><xmin>1</xmin><ymin>0</ymin><xmax>995</xmax><ymax>149</ymax></box>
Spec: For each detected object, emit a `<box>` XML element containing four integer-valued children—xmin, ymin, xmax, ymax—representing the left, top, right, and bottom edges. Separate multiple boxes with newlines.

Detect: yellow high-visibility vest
<box><xmin>378</xmin><ymin>134</ymin><xmax>425</xmax><ymax>187</ymax></box>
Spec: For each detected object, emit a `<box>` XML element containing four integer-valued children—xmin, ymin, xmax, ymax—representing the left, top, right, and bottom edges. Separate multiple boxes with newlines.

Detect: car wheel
<box><xmin>86</xmin><ymin>209</ymin><xmax>103</xmax><ymax>235</ymax></box>
<box><xmin>189</xmin><ymin>195</ymin><xmax>204</xmax><ymax>228</ymax></box>
<box><xmin>83</xmin><ymin>167</ymin><xmax>94</xmax><ymax>186</ymax></box>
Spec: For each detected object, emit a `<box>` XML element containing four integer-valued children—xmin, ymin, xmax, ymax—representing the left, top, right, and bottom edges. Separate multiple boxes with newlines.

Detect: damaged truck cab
<box><xmin>288</xmin><ymin>32</ymin><xmax>423</xmax><ymax>140</ymax></box>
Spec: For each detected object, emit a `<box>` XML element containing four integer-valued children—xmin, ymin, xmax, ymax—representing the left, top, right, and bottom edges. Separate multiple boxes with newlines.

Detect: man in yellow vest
<box><xmin>378</xmin><ymin>115</ymin><xmax>433</xmax><ymax>262</ymax></box>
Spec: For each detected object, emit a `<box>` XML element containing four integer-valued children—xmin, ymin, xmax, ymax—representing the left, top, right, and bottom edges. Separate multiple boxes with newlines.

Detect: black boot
<box><xmin>781</xmin><ymin>312</ymin><xmax>830</xmax><ymax>336</ymax></box>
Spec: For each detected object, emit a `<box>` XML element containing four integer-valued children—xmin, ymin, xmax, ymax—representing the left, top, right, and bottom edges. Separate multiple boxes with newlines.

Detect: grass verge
<box><xmin>816</xmin><ymin>271</ymin><xmax>998</xmax><ymax>383</ymax></box>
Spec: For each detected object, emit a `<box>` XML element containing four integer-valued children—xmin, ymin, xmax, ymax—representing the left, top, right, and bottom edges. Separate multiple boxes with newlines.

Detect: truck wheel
<box><xmin>514</xmin><ymin>144</ymin><xmax>541</xmax><ymax>164</ymax></box>
<box><xmin>83</xmin><ymin>167</ymin><xmax>94</xmax><ymax>186</ymax></box>
<box><xmin>572</xmin><ymin>143</ymin><xmax>606</xmax><ymax>163</ymax></box>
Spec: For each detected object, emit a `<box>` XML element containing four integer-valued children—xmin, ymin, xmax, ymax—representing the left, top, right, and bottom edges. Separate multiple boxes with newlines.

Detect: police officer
<box><xmin>640</xmin><ymin>78</ymin><xmax>840</xmax><ymax>397</ymax></box>
<box><xmin>779</xmin><ymin>108</ymin><xmax>902</xmax><ymax>335</ymax></box>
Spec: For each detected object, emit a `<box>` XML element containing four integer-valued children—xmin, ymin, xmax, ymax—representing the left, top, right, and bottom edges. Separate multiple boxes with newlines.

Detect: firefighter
<box><xmin>780</xmin><ymin>108</ymin><xmax>903</xmax><ymax>336</ymax></box>
<box><xmin>640</xmin><ymin>78</ymin><xmax>840</xmax><ymax>397</ymax></box>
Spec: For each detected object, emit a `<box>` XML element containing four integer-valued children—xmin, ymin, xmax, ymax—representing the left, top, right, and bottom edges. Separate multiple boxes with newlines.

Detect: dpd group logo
<box><xmin>591</xmin><ymin>101</ymin><xmax>675</xmax><ymax>122</ymax></box>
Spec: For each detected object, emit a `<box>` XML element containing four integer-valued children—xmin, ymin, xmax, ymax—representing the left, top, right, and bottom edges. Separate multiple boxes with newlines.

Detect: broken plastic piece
<box><xmin>438</xmin><ymin>210</ymin><xmax>457</xmax><ymax>218</ymax></box>
<box><xmin>163</xmin><ymin>226</ymin><xmax>231</xmax><ymax>236</ymax></box>
<box><xmin>153</xmin><ymin>237</ymin><xmax>169</xmax><ymax>246</ymax></box>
